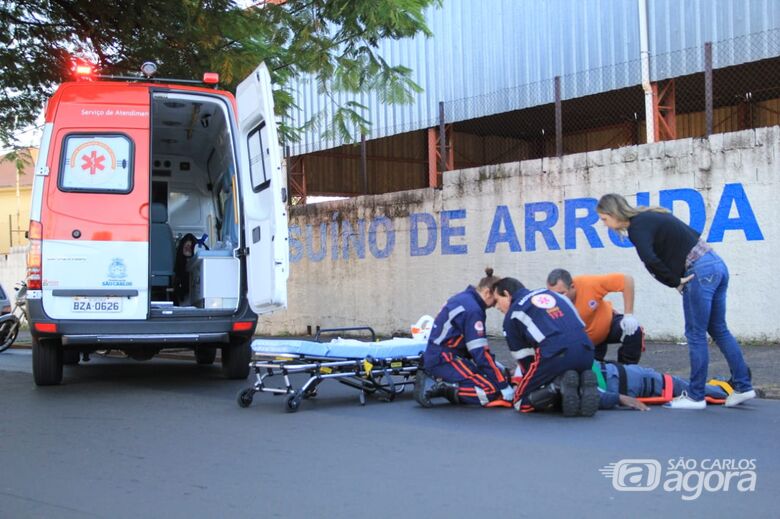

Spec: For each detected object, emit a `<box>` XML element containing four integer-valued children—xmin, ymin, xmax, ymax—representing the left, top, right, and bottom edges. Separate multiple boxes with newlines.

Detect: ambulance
<box><xmin>26</xmin><ymin>61</ymin><xmax>289</xmax><ymax>385</ymax></box>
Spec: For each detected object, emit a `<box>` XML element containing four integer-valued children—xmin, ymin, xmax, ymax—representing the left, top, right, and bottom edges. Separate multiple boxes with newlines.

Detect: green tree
<box><xmin>0</xmin><ymin>0</ymin><xmax>440</xmax><ymax>147</ymax></box>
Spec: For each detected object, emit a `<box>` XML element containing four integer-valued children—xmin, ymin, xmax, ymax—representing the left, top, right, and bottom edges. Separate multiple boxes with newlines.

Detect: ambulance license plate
<box><xmin>72</xmin><ymin>297</ymin><xmax>122</xmax><ymax>313</ymax></box>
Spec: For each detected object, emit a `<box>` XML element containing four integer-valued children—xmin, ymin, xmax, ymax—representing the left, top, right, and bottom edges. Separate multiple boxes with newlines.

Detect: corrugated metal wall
<box><xmin>286</xmin><ymin>0</ymin><xmax>780</xmax><ymax>156</ymax></box>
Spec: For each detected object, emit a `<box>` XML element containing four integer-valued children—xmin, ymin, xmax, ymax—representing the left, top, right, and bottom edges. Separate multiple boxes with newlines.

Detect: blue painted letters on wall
<box><xmin>525</xmin><ymin>202</ymin><xmax>560</xmax><ymax>252</ymax></box>
<box><xmin>368</xmin><ymin>216</ymin><xmax>395</xmax><ymax>259</ymax></box>
<box><xmin>288</xmin><ymin>183</ymin><xmax>764</xmax><ymax>262</ymax></box>
<box><xmin>707</xmin><ymin>183</ymin><xmax>764</xmax><ymax>242</ymax></box>
<box><xmin>410</xmin><ymin>212</ymin><xmax>437</xmax><ymax>256</ymax></box>
<box><xmin>484</xmin><ymin>205</ymin><xmax>521</xmax><ymax>253</ymax></box>
<box><xmin>441</xmin><ymin>210</ymin><xmax>468</xmax><ymax>255</ymax></box>
<box><xmin>564</xmin><ymin>198</ymin><xmax>604</xmax><ymax>250</ymax></box>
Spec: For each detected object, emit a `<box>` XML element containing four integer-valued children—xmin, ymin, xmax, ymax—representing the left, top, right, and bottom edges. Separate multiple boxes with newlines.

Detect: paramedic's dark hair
<box><xmin>547</xmin><ymin>268</ymin><xmax>573</xmax><ymax>288</ymax></box>
<box><xmin>492</xmin><ymin>277</ymin><xmax>525</xmax><ymax>298</ymax></box>
<box><xmin>477</xmin><ymin>267</ymin><xmax>500</xmax><ymax>290</ymax></box>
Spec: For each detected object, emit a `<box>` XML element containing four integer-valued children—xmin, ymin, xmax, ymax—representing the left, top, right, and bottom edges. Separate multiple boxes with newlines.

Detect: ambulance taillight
<box><xmin>26</xmin><ymin>220</ymin><xmax>42</xmax><ymax>290</ymax></box>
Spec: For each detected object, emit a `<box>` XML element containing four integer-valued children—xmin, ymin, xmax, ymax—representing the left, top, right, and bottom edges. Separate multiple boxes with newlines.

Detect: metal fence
<box><xmin>440</xmin><ymin>28</ymin><xmax>780</xmax><ymax>169</ymax></box>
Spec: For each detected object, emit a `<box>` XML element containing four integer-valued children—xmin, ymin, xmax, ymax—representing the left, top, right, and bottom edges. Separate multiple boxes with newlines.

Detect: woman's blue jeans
<box><xmin>682</xmin><ymin>251</ymin><xmax>753</xmax><ymax>401</ymax></box>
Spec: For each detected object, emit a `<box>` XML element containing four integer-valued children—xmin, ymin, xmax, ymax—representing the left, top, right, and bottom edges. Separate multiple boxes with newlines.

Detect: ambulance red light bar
<box><xmin>72</xmin><ymin>59</ymin><xmax>96</xmax><ymax>81</ymax></box>
<box><xmin>202</xmin><ymin>72</ymin><xmax>220</xmax><ymax>85</ymax></box>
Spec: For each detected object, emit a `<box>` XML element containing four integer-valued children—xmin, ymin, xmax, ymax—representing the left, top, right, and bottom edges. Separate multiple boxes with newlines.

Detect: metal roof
<box><xmin>285</xmin><ymin>0</ymin><xmax>780</xmax><ymax>155</ymax></box>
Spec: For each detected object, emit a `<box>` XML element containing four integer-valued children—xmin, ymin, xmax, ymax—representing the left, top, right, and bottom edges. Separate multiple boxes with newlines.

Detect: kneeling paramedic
<box><xmin>492</xmin><ymin>277</ymin><xmax>599</xmax><ymax>416</ymax></box>
<box><xmin>594</xmin><ymin>361</ymin><xmax>736</xmax><ymax>411</ymax></box>
<box><xmin>415</xmin><ymin>268</ymin><xmax>514</xmax><ymax>408</ymax></box>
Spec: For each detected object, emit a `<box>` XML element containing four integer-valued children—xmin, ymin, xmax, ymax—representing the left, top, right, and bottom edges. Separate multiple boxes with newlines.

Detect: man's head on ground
<box><xmin>491</xmin><ymin>277</ymin><xmax>526</xmax><ymax>314</ymax></box>
<box><xmin>477</xmin><ymin>267</ymin><xmax>501</xmax><ymax>308</ymax></box>
<box><xmin>547</xmin><ymin>268</ymin><xmax>576</xmax><ymax>302</ymax></box>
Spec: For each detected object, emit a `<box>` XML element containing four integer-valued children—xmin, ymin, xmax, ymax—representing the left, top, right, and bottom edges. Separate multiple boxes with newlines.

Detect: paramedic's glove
<box><xmin>501</xmin><ymin>385</ymin><xmax>515</xmax><ymax>401</ymax></box>
<box><xmin>619</xmin><ymin>314</ymin><xmax>639</xmax><ymax>339</ymax></box>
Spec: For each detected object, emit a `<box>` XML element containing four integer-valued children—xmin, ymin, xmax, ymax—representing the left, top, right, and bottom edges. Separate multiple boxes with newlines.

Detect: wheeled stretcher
<box><xmin>236</xmin><ymin>327</ymin><xmax>426</xmax><ymax>412</ymax></box>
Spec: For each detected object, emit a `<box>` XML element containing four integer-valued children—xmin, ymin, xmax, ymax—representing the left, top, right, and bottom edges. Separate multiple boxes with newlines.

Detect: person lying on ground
<box><xmin>594</xmin><ymin>361</ymin><xmax>735</xmax><ymax>411</ymax></box>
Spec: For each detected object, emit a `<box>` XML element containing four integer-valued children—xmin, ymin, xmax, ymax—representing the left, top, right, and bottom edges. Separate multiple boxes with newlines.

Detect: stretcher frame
<box><xmin>236</xmin><ymin>327</ymin><xmax>423</xmax><ymax>412</ymax></box>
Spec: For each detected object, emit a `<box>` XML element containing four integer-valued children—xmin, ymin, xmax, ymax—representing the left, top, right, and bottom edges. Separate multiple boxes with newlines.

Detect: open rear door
<box><xmin>235</xmin><ymin>63</ymin><xmax>289</xmax><ymax>315</ymax></box>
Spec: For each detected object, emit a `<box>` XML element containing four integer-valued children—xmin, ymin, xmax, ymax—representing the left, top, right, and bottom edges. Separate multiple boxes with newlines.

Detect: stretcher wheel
<box><xmin>285</xmin><ymin>393</ymin><xmax>302</xmax><ymax>412</ymax></box>
<box><xmin>237</xmin><ymin>388</ymin><xmax>254</xmax><ymax>408</ymax></box>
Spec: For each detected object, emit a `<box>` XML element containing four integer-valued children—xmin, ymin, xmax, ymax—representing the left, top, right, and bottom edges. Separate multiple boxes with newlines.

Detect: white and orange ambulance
<box><xmin>26</xmin><ymin>61</ymin><xmax>288</xmax><ymax>385</ymax></box>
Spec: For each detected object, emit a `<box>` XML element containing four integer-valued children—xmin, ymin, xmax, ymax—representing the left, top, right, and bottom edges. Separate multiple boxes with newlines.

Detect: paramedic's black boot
<box><xmin>578</xmin><ymin>369</ymin><xmax>600</xmax><ymax>417</ymax></box>
<box><xmin>426</xmin><ymin>380</ymin><xmax>459</xmax><ymax>405</ymax></box>
<box><xmin>414</xmin><ymin>370</ymin><xmax>436</xmax><ymax>408</ymax></box>
<box><xmin>559</xmin><ymin>370</ymin><xmax>581</xmax><ymax>417</ymax></box>
<box><xmin>526</xmin><ymin>383</ymin><xmax>561</xmax><ymax>412</ymax></box>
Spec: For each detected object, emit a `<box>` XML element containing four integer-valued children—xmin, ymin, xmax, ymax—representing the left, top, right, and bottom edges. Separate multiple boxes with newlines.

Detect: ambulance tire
<box><xmin>194</xmin><ymin>346</ymin><xmax>217</xmax><ymax>365</ymax></box>
<box><xmin>221</xmin><ymin>337</ymin><xmax>251</xmax><ymax>379</ymax></box>
<box><xmin>62</xmin><ymin>350</ymin><xmax>81</xmax><ymax>365</ymax></box>
<box><xmin>32</xmin><ymin>337</ymin><xmax>63</xmax><ymax>386</ymax></box>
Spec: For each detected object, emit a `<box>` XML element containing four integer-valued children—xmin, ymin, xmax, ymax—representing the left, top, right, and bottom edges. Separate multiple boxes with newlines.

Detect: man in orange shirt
<box><xmin>546</xmin><ymin>268</ymin><xmax>644</xmax><ymax>364</ymax></box>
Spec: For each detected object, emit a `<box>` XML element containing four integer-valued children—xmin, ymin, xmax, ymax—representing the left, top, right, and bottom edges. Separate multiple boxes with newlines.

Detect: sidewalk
<box><xmin>8</xmin><ymin>331</ymin><xmax>780</xmax><ymax>398</ymax></box>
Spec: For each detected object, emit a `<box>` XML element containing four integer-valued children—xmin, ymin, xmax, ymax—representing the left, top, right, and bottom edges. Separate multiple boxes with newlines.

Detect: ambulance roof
<box><xmin>46</xmin><ymin>80</ymin><xmax>236</xmax><ymax>124</ymax></box>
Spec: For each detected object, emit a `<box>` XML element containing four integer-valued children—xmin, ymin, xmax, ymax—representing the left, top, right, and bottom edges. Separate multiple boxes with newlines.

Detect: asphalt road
<box><xmin>0</xmin><ymin>348</ymin><xmax>777</xmax><ymax>519</ymax></box>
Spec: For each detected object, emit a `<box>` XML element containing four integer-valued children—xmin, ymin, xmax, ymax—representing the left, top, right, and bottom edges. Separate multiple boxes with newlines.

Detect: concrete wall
<box><xmin>0</xmin><ymin>187</ymin><xmax>31</xmax><ymax>254</ymax></box>
<box><xmin>260</xmin><ymin>127</ymin><xmax>779</xmax><ymax>342</ymax></box>
<box><xmin>0</xmin><ymin>246</ymin><xmax>27</xmax><ymax>306</ymax></box>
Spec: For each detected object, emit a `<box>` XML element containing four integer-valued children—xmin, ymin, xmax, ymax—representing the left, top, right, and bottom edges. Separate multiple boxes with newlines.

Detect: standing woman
<box><xmin>414</xmin><ymin>268</ymin><xmax>514</xmax><ymax>408</ymax></box>
<box><xmin>596</xmin><ymin>193</ymin><xmax>754</xmax><ymax>409</ymax></box>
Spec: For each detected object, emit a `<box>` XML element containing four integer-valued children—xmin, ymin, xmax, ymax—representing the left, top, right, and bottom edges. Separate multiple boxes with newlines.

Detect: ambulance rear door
<box><xmin>41</xmin><ymin>87</ymin><xmax>150</xmax><ymax>320</ymax></box>
<box><xmin>235</xmin><ymin>63</ymin><xmax>289</xmax><ymax>314</ymax></box>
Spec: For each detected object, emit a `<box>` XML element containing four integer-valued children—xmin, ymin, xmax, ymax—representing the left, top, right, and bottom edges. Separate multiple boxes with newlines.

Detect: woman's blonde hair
<box><xmin>596</xmin><ymin>193</ymin><xmax>669</xmax><ymax>223</ymax></box>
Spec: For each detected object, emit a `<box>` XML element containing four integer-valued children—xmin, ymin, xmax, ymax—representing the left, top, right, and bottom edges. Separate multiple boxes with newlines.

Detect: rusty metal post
<box><xmin>554</xmin><ymin>76</ymin><xmax>563</xmax><ymax>157</ymax></box>
<box><xmin>439</xmin><ymin>101</ymin><xmax>446</xmax><ymax>173</ymax></box>
<box><xmin>704</xmin><ymin>42</ymin><xmax>713</xmax><ymax>137</ymax></box>
<box><xmin>360</xmin><ymin>133</ymin><xmax>368</xmax><ymax>194</ymax></box>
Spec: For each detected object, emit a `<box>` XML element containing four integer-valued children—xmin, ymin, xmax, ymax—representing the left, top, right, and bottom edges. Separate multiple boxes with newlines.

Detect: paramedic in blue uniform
<box><xmin>414</xmin><ymin>268</ymin><xmax>514</xmax><ymax>407</ymax></box>
<box><xmin>492</xmin><ymin>277</ymin><xmax>599</xmax><ymax>416</ymax></box>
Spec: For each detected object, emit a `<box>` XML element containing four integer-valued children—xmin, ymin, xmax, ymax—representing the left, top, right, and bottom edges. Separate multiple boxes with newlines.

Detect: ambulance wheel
<box><xmin>32</xmin><ymin>337</ymin><xmax>63</xmax><ymax>386</ymax></box>
<box><xmin>237</xmin><ymin>388</ymin><xmax>254</xmax><ymax>408</ymax></box>
<box><xmin>285</xmin><ymin>393</ymin><xmax>301</xmax><ymax>413</ymax></box>
<box><xmin>221</xmin><ymin>336</ymin><xmax>251</xmax><ymax>379</ymax></box>
<box><xmin>62</xmin><ymin>350</ymin><xmax>80</xmax><ymax>366</ymax></box>
<box><xmin>195</xmin><ymin>346</ymin><xmax>217</xmax><ymax>365</ymax></box>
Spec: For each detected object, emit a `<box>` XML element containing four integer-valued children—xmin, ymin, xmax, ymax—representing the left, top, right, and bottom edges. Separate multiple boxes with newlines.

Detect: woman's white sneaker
<box><xmin>725</xmin><ymin>389</ymin><xmax>756</xmax><ymax>407</ymax></box>
<box><xmin>664</xmin><ymin>392</ymin><xmax>706</xmax><ymax>410</ymax></box>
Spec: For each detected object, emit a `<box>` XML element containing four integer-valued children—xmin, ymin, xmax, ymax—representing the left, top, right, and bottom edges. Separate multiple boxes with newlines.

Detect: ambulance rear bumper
<box><xmin>26</xmin><ymin>298</ymin><xmax>257</xmax><ymax>346</ymax></box>
<box><xmin>61</xmin><ymin>333</ymin><xmax>229</xmax><ymax>345</ymax></box>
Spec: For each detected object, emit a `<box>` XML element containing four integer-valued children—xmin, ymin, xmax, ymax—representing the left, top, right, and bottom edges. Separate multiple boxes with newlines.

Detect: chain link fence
<box><xmin>286</xmin><ymin>29</ymin><xmax>780</xmax><ymax>202</ymax></box>
<box><xmin>443</xmin><ymin>28</ymin><xmax>780</xmax><ymax>167</ymax></box>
